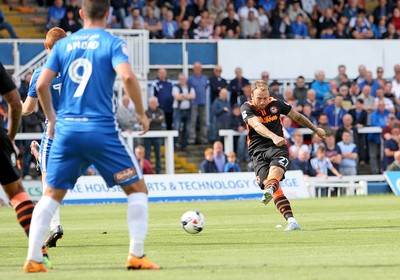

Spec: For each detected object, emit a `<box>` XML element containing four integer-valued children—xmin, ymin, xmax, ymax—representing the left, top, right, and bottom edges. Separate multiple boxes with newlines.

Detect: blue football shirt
<box><xmin>44</xmin><ymin>28</ymin><xmax>129</xmax><ymax>131</ymax></box>
<box><xmin>29</xmin><ymin>66</ymin><xmax>61</xmax><ymax>112</ymax></box>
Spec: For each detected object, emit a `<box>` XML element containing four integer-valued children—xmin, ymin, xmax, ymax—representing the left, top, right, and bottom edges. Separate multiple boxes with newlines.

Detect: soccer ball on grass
<box><xmin>181</xmin><ymin>210</ymin><xmax>205</xmax><ymax>234</ymax></box>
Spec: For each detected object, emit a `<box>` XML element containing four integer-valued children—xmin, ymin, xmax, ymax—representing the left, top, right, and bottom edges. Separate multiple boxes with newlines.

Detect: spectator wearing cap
<box><xmin>209</xmin><ymin>65</ymin><xmax>228</xmax><ymax>103</ymax></box>
<box><xmin>229</xmin><ymin>67</ymin><xmax>250</xmax><ymax>107</ymax></box>
<box><xmin>269</xmin><ymin>80</ymin><xmax>284</xmax><ymax>100</ymax></box>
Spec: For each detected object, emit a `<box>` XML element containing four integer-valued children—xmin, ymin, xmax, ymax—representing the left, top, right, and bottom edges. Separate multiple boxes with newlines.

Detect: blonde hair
<box><xmin>227</xmin><ymin>151</ymin><xmax>236</xmax><ymax>158</ymax></box>
<box><xmin>251</xmin><ymin>80</ymin><xmax>270</xmax><ymax>94</ymax></box>
<box><xmin>204</xmin><ymin>148</ymin><xmax>213</xmax><ymax>156</ymax></box>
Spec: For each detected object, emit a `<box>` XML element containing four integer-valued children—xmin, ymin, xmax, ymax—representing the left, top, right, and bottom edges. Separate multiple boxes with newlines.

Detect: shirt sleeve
<box><xmin>27</xmin><ymin>68</ymin><xmax>41</xmax><ymax>98</ymax></box>
<box><xmin>277</xmin><ymin>99</ymin><xmax>292</xmax><ymax>116</ymax></box>
<box><xmin>0</xmin><ymin>63</ymin><xmax>17</xmax><ymax>95</ymax></box>
<box><xmin>111</xmin><ymin>38</ymin><xmax>129</xmax><ymax>68</ymax></box>
<box><xmin>240</xmin><ymin>102</ymin><xmax>256</xmax><ymax>123</ymax></box>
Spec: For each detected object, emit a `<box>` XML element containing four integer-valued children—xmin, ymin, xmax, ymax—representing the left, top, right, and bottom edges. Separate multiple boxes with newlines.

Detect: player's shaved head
<box><xmin>45</xmin><ymin>27</ymin><xmax>67</xmax><ymax>50</ymax></box>
<box><xmin>82</xmin><ymin>0</ymin><xmax>110</xmax><ymax>20</ymax></box>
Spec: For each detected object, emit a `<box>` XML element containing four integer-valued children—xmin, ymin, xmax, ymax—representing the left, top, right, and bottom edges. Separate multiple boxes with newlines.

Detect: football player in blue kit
<box><xmin>24</xmin><ymin>0</ymin><xmax>159</xmax><ymax>272</ymax></box>
<box><xmin>22</xmin><ymin>27</ymin><xmax>67</xmax><ymax>249</ymax></box>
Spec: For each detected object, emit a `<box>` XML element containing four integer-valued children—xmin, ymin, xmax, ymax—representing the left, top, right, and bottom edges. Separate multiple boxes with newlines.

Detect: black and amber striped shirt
<box><xmin>240</xmin><ymin>97</ymin><xmax>292</xmax><ymax>156</ymax></box>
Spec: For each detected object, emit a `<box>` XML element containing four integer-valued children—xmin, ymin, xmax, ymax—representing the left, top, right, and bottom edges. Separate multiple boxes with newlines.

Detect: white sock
<box><xmin>27</xmin><ymin>196</ymin><xmax>60</xmax><ymax>262</ymax></box>
<box><xmin>287</xmin><ymin>217</ymin><xmax>297</xmax><ymax>224</ymax></box>
<box><xmin>127</xmin><ymin>192</ymin><xmax>148</xmax><ymax>258</ymax></box>
<box><xmin>42</xmin><ymin>177</ymin><xmax>61</xmax><ymax>231</ymax></box>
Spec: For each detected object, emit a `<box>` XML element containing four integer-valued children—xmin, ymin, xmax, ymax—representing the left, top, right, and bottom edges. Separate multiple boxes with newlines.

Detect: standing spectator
<box><xmin>318</xmin><ymin>113</ymin><xmax>335</xmax><ymax>135</ymax></box>
<box><xmin>322</xmin><ymin>94</ymin><xmax>348</xmax><ymax>129</ymax></box>
<box><xmin>213</xmin><ymin>140</ymin><xmax>227</xmax><ymax>173</ymax></box>
<box><xmin>200</xmin><ymin>148</ymin><xmax>218</xmax><ymax>173</ymax></box>
<box><xmin>240</xmin><ymin>10</ymin><xmax>261</xmax><ymax>38</ymax></box>
<box><xmin>269</xmin><ymin>80</ymin><xmax>284</xmax><ymax>100</ymax></box>
<box><xmin>145</xmin><ymin>97</ymin><xmax>164</xmax><ymax>174</ymax></box>
<box><xmin>209</xmin><ymin>65</ymin><xmax>228</xmax><ymax>103</ymax></box>
<box><xmin>391</xmin><ymin>66</ymin><xmax>400</xmax><ymax>102</ymax></box>
<box><xmin>317</xmin><ymin>7</ymin><xmax>337</xmax><ymax>38</ymax></box>
<box><xmin>386</xmin><ymin>150</ymin><xmax>400</xmax><ymax>171</ymax></box>
<box><xmin>359</xmin><ymin>71</ymin><xmax>382</xmax><ymax>97</ymax></box>
<box><xmin>348</xmin><ymin>99</ymin><xmax>368</xmax><ymax>164</ymax></box>
<box><xmin>324</xmin><ymin>133</ymin><xmax>342</xmax><ymax>176</ymax></box>
<box><xmin>175</xmin><ymin>19</ymin><xmax>194</xmax><ymax>38</ymax></box>
<box><xmin>337</xmin><ymin>130</ymin><xmax>358</xmax><ymax>176</ymax></box>
<box><xmin>135</xmin><ymin>145</ymin><xmax>154</xmax><ymax>174</ymax></box>
<box><xmin>257</xmin><ymin>5</ymin><xmax>270</xmax><ymax>38</ymax></box>
<box><xmin>0</xmin><ymin>8</ymin><xmax>18</xmax><ymax>38</ymax></box>
<box><xmin>355</xmin><ymin>64</ymin><xmax>368</xmax><ymax>85</ymax></box>
<box><xmin>368</xmin><ymin>101</ymin><xmax>390</xmax><ymax>174</ymax></box>
<box><xmin>59</xmin><ymin>7</ymin><xmax>82</xmax><ymax>33</ymax></box>
<box><xmin>211</xmin><ymin>88</ymin><xmax>231</xmax><ymax>142</ymax></box>
<box><xmin>311</xmin><ymin>70</ymin><xmax>330</xmax><ymax>104</ymax></box>
<box><xmin>261</xmin><ymin>71</ymin><xmax>270</xmax><ymax>84</ymax></box>
<box><xmin>224</xmin><ymin>151</ymin><xmax>242</xmax><ymax>172</ymax></box>
<box><xmin>270</xmin><ymin>0</ymin><xmax>293</xmax><ymax>38</ymax></box>
<box><xmin>174</xmin><ymin>0</ymin><xmax>195</xmax><ymax>28</ymax></box>
<box><xmin>46</xmin><ymin>0</ymin><xmax>66</xmax><ymax>30</ymax></box>
<box><xmin>373</xmin><ymin>0</ymin><xmax>391</xmax><ymax>22</ymax></box>
<box><xmin>229</xmin><ymin>67</ymin><xmax>250</xmax><ymax>107</ymax></box>
<box><xmin>334</xmin><ymin>64</ymin><xmax>347</xmax><ymax>84</ymax></box>
<box><xmin>172</xmin><ymin>73</ymin><xmax>195</xmax><ymax>151</ymax></box>
<box><xmin>208</xmin><ymin>0</ymin><xmax>225</xmax><ymax>25</ymax></box>
<box><xmin>358</xmin><ymin>84</ymin><xmax>375</xmax><ymax>116</ymax></box>
<box><xmin>161</xmin><ymin>10</ymin><xmax>178</xmax><ymax>38</ymax></box>
<box><xmin>150</xmin><ymin>68</ymin><xmax>173</xmax><ymax>130</ymax></box>
<box><xmin>383</xmin><ymin>127</ymin><xmax>400</xmax><ymax>170</ymax></box>
<box><xmin>144</xmin><ymin>5</ymin><xmax>163</xmax><ymax>38</ymax></box>
<box><xmin>116</xmin><ymin>95</ymin><xmax>137</xmax><ymax>132</ymax></box>
<box><xmin>315</xmin><ymin>0</ymin><xmax>334</xmax><ymax>16</ymax></box>
<box><xmin>188</xmin><ymin>61</ymin><xmax>209</xmax><ymax>145</ymax></box>
<box><xmin>343</xmin><ymin>0</ymin><xmax>359</xmax><ymax>20</ymax></box>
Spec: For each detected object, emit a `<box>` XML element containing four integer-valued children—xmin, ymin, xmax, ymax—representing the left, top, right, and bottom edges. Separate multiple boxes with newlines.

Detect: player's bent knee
<box><xmin>122</xmin><ymin>179</ymin><xmax>148</xmax><ymax>195</ymax></box>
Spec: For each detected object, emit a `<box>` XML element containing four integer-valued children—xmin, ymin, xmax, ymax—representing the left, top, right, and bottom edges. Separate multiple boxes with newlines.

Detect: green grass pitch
<box><xmin>1</xmin><ymin>195</ymin><xmax>399</xmax><ymax>280</ymax></box>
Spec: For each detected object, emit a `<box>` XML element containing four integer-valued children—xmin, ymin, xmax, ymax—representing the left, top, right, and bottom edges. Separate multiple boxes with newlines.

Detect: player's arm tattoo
<box><xmin>287</xmin><ymin>109</ymin><xmax>318</xmax><ymax>133</ymax></box>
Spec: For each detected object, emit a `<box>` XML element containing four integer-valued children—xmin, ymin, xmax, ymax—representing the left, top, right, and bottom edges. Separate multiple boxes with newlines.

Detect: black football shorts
<box><xmin>252</xmin><ymin>146</ymin><xmax>289</xmax><ymax>189</ymax></box>
<box><xmin>0</xmin><ymin>128</ymin><xmax>20</xmax><ymax>185</ymax></box>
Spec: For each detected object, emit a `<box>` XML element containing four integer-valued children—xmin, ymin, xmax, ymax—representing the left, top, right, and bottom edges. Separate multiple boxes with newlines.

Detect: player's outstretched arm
<box><xmin>247</xmin><ymin>116</ymin><xmax>285</xmax><ymax>146</ymax></box>
<box><xmin>115</xmin><ymin>62</ymin><xmax>149</xmax><ymax>134</ymax></box>
<box><xmin>286</xmin><ymin>108</ymin><xmax>326</xmax><ymax>139</ymax></box>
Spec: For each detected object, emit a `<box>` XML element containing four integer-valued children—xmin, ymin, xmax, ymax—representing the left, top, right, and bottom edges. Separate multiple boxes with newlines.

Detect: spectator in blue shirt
<box><xmin>291</xmin><ymin>14</ymin><xmax>308</xmax><ymax>39</ymax></box>
<box><xmin>224</xmin><ymin>151</ymin><xmax>242</xmax><ymax>172</ymax></box>
<box><xmin>322</xmin><ymin>94</ymin><xmax>348</xmax><ymax>130</ymax></box>
<box><xmin>161</xmin><ymin>10</ymin><xmax>179</xmax><ymax>38</ymax></box>
<box><xmin>0</xmin><ymin>8</ymin><xmax>18</xmax><ymax>38</ymax></box>
<box><xmin>359</xmin><ymin>71</ymin><xmax>382</xmax><ymax>97</ymax></box>
<box><xmin>46</xmin><ymin>0</ymin><xmax>66</xmax><ymax>30</ymax></box>
<box><xmin>311</xmin><ymin>70</ymin><xmax>330</xmax><ymax>104</ymax></box>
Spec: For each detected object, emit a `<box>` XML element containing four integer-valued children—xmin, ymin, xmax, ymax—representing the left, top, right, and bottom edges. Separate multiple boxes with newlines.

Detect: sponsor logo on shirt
<box><xmin>258</xmin><ymin>115</ymin><xmax>278</xmax><ymax>124</ymax></box>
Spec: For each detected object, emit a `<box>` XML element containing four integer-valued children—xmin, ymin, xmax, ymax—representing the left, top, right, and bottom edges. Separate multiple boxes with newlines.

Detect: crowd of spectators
<box><xmin>25</xmin><ymin>0</ymin><xmax>400</xmax><ymax>39</ymax></box>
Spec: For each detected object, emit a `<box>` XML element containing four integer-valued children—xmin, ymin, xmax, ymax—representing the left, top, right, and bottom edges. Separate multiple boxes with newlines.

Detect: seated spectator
<box><xmin>257</xmin><ymin>6</ymin><xmax>270</xmax><ymax>38</ymax></box>
<box><xmin>303</xmin><ymin>88</ymin><xmax>323</xmax><ymax>118</ymax></box>
<box><xmin>288</xmin><ymin>0</ymin><xmax>310</xmax><ymax>24</ymax></box>
<box><xmin>193</xmin><ymin>18</ymin><xmax>213</xmax><ymax>39</ymax></box>
<box><xmin>240</xmin><ymin>10</ymin><xmax>261</xmax><ymax>38</ymax></box>
<box><xmin>333</xmin><ymin>22</ymin><xmax>349</xmax><ymax>38</ymax></box>
<box><xmin>224</xmin><ymin>151</ymin><xmax>242</xmax><ymax>172</ymax></box>
<box><xmin>350</xmin><ymin>15</ymin><xmax>374</xmax><ymax>39</ymax></box>
<box><xmin>212</xmin><ymin>24</ymin><xmax>223</xmax><ymax>39</ymax></box>
<box><xmin>359</xmin><ymin>71</ymin><xmax>382</xmax><ymax>97</ymax></box>
<box><xmin>106</xmin><ymin>6</ymin><xmax>121</xmax><ymax>29</ymax></box>
<box><xmin>174</xmin><ymin>0</ymin><xmax>195</xmax><ymax>28</ymax></box>
<box><xmin>288</xmin><ymin>149</ymin><xmax>316</xmax><ymax>177</ymax></box>
<box><xmin>112</xmin><ymin>0</ymin><xmax>129</xmax><ymax>28</ymax></box>
<box><xmin>382</xmin><ymin>22</ymin><xmax>399</xmax><ymax>39</ymax></box>
<box><xmin>318</xmin><ymin>7</ymin><xmax>337</xmax><ymax>38</ymax></box>
<box><xmin>270</xmin><ymin>1</ymin><xmax>293</xmax><ymax>39</ymax></box>
<box><xmin>46</xmin><ymin>0</ymin><xmax>66</xmax><ymax>30</ymax></box>
<box><xmin>386</xmin><ymin>150</ymin><xmax>400</xmax><ymax>171</ymax></box>
<box><xmin>292</xmin><ymin>14</ymin><xmax>308</xmax><ymax>39</ymax></box>
<box><xmin>208</xmin><ymin>0</ymin><xmax>225</xmax><ymax>25</ymax></box>
<box><xmin>59</xmin><ymin>7</ymin><xmax>82</xmax><ymax>33</ymax></box>
<box><xmin>135</xmin><ymin>145</ymin><xmax>154</xmax><ymax>174</ymax></box>
<box><xmin>200</xmin><ymin>148</ymin><xmax>218</xmax><ymax>173</ymax></box>
<box><xmin>374</xmin><ymin>88</ymin><xmax>395</xmax><ymax>113</ymax></box>
<box><xmin>65</xmin><ymin>0</ymin><xmax>81</xmax><ymax>22</ymax></box>
<box><xmin>125</xmin><ymin>7</ymin><xmax>144</xmax><ymax>29</ymax></box>
<box><xmin>282</xmin><ymin>116</ymin><xmax>295</xmax><ymax>142</ymax></box>
<box><xmin>220</xmin><ymin>6</ymin><xmax>240</xmax><ymax>38</ymax></box>
<box><xmin>238</xmin><ymin>0</ymin><xmax>259</xmax><ymax>20</ymax></box>
<box><xmin>309</xmin><ymin>132</ymin><xmax>325</xmax><ymax>159</ymax></box>
<box><xmin>358</xmin><ymin>84</ymin><xmax>376</xmax><ymax>115</ymax></box>
<box><xmin>161</xmin><ymin>10</ymin><xmax>179</xmax><ymax>38</ymax></box>
<box><xmin>392</xmin><ymin>7</ymin><xmax>400</xmax><ymax>34</ymax></box>
<box><xmin>322</xmin><ymin>94</ymin><xmax>348</xmax><ymax>130</ymax></box>
<box><xmin>0</xmin><ymin>8</ymin><xmax>18</xmax><ymax>38</ymax></box>
<box><xmin>225</xmin><ymin>103</ymin><xmax>249</xmax><ymax>163</ymax></box>
<box><xmin>144</xmin><ymin>5</ymin><xmax>163</xmax><ymax>38</ymax></box>
<box><xmin>175</xmin><ymin>19</ymin><xmax>194</xmax><ymax>39</ymax></box>
<box><xmin>289</xmin><ymin>129</ymin><xmax>309</xmax><ymax>160</ymax></box>
<box><xmin>324</xmin><ymin>132</ymin><xmax>343</xmax><ymax>175</ymax></box>
<box><xmin>311</xmin><ymin>70</ymin><xmax>330</xmax><ymax>104</ymax></box>
<box><xmin>294</xmin><ymin>76</ymin><xmax>308</xmax><ymax>104</ymax></box>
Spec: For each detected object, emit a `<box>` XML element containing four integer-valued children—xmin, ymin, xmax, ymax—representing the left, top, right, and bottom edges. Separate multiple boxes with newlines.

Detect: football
<box><xmin>181</xmin><ymin>210</ymin><xmax>205</xmax><ymax>234</ymax></box>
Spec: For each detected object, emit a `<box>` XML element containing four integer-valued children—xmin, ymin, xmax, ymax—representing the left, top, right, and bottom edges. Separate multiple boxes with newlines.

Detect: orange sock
<box><xmin>263</xmin><ymin>175</ymin><xmax>281</xmax><ymax>192</ymax></box>
<box><xmin>273</xmin><ymin>190</ymin><xmax>294</xmax><ymax>220</ymax></box>
<box><xmin>10</xmin><ymin>192</ymin><xmax>35</xmax><ymax>237</ymax></box>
